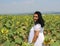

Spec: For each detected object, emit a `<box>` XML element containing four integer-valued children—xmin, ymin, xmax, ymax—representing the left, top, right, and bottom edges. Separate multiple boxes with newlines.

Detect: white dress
<box><xmin>28</xmin><ymin>24</ymin><xmax>44</xmax><ymax>46</ymax></box>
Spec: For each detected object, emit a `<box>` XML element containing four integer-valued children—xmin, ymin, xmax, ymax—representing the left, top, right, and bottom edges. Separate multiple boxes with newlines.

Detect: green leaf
<box><xmin>3</xmin><ymin>40</ymin><xmax>10</xmax><ymax>46</ymax></box>
<box><xmin>50</xmin><ymin>41</ymin><xmax>60</xmax><ymax>46</ymax></box>
<box><xmin>15</xmin><ymin>37</ymin><xmax>22</xmax><ymax>44</ymax></box>
<box><xmin>10</xmin><ymin>42</ymin><xmax>15</xmax><ymax>46</ymax></box>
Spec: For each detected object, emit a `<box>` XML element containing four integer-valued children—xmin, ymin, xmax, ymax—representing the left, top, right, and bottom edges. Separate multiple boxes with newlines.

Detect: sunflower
<box><xmin>1</xmin><ymin>28</ymin><xmax>8</xmax><ymax>34</ymax></box>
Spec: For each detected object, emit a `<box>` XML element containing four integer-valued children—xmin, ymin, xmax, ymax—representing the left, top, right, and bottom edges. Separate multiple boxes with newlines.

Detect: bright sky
<box><xmin>0</xmin><ymin>0</ymin><xmax>60</xmax><ymax>14</ymax></box>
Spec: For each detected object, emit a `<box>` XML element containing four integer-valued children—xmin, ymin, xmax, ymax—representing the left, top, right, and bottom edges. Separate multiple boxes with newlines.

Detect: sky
<box><xmin>0</xmin><ymin>0</ymin><xmax>60</xmax><ymax>14</ymax></box>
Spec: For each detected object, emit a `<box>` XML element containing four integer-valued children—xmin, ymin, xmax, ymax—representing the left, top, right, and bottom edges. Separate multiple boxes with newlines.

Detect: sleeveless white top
<box><xmin>28</xmin><ymin>24</ymin><xmax>44</xmax><ymax>46</ymax></box>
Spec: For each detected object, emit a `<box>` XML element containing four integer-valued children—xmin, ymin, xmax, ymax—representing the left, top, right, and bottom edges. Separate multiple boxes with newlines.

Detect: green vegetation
<box><xmin>0</xmin><ymin>14</ymin><xmax>60</xmax><ymax>46</ymax></box>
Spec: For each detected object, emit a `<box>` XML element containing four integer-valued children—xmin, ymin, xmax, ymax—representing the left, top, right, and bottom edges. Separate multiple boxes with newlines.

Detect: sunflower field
<box><xmin>0</xmin><ymin>14</ymin><xmax>60</xmax><ymax>46</ymax></box>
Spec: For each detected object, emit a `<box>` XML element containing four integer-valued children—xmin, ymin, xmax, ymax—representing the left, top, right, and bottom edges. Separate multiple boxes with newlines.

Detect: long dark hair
<box><xmin>34</xmin><ymin>11</ymin><xmax>45</xmax><ymax>27</ymax></box>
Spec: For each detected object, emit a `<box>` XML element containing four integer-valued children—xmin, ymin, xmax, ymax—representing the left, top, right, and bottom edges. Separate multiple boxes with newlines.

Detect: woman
<box><xmin>28</xmin><ymin>11</ymin><xmax>45</xmax><ymax>46</ymax></box>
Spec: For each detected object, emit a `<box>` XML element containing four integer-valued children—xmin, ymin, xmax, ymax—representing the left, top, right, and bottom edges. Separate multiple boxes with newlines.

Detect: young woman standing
<box><xmin>28</xmin><ymin>11</ymin><xmax>45</xmax><ymax>46</ymax></box>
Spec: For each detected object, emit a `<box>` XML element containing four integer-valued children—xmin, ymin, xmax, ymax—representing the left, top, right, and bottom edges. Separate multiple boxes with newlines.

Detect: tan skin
<box><xmin>32</xmin><ymin>14</ymin><xmax>40</xmax><ymax>43</ymax></box>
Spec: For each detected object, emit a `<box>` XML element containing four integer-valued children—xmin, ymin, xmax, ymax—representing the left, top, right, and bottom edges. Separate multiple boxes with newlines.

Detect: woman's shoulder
<box><xmin>34</xmin><ymin>24</ymin><xmax>41</xmax><ymax>27</ymax></box>
<box><xmin>34</xmin><ymin>24</ymin><xmax>44</xmax><ymax>29</ymax></box>
<box><xmin>33</xmin><ymin>24</ymin><xmax>41</xmax><ymax>31</ymax></box>
<box><xmin>34</xmin><ymin>24</ymin><xmax>44</xmax><ymax>32</ymax></box>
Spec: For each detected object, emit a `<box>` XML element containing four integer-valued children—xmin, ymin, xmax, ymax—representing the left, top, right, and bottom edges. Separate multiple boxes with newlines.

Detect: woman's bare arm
<box><xmin>32</xmin><ymin>31</ymin><xmax>39</xmax><ymax>43</ymax></box>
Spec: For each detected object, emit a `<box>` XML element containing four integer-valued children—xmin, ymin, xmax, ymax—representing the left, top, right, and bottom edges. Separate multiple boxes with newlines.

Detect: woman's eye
<box><xmin>34</xmin><ymin>16</ymin><xmax>38</xmax><ymax>17</ymax></box>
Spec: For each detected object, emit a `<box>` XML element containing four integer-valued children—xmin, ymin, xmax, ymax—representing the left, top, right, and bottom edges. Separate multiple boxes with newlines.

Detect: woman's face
<box><xmin>33</xmin><ymin>14</ymin><xmax>38</xmax><ymax>22</ymax></box>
